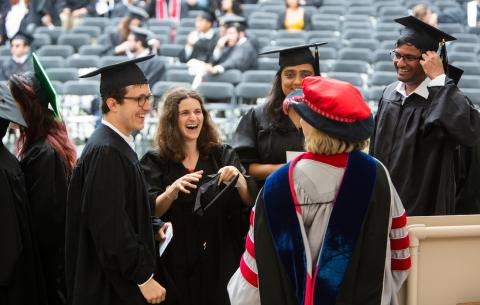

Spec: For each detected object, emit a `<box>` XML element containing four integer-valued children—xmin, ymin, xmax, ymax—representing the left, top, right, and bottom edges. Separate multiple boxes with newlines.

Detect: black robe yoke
<box><xmin>232</xmin><ymin>104</ymin><xmax>304</xmax><ymax>188</ymax></box>
<box><xmin>0</xmin><ymin>56</ymin><xmax>34</xmax><ymax>81</ymax></box>
<box><xmin>140</xmin><ymin>144</ymin><xmax>257</xmax><ymax>305</ymax></box>
<box><xmin>65</xmin><ymin>124</ymin><xmax>156</xmax><ymax>305</ymax></box>
<box><xmin>20</xmin><ymin>141</ymin><xmax>68</xmax><ymax>305</ymax></box>
<box><xmin>370</xmin><ymin>78</ymin><xmax>480</xmax><ymax>216</ymax></box>
<box><xmin>0</xmin><ymin>144</ymin><xmax>47</xmax><ymax>305</ymax></box>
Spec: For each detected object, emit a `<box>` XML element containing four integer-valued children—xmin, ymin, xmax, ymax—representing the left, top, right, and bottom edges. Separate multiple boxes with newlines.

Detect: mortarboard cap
<box><xmin>222</xmin><ymin>15</ymin><xmax>247</xmax><ymax>31</ymax></box>
<box><xmin>10</xmin><ymin>31</ymin><xmax>34</xmax><ymax>46</ymax></box>
<box><xmin>258</xmin><ymin>42</ymin><xmax>328</xmax><ymax>76</ymax></box>
<box><xmin>128</xmin><ymin>5</ymin><xmax>149</xmax><ymax>21</ymax></box>
<box><xmin>0</xmin><ymin>83</ymin><xmax>27</xmax><ymax>127</ymax></box>
<box><xmin>395</xmin><ymin>15</ymin><xmax>463</xmax><ymax>84</ymax></box>
<box><xmin>32</xmin><ymin>52</ymin><xmax>61</xmax><ymax>120</ymax></box>
<box><xmin>197</xmin><ymin>8</ymin><xmax>216</xmax><ymax>23</ymax></box>
<box><xmin>193</xmin><ymin>173</ymin><xmax>240</xmax><ymax>216</ymax></box>
<box><xmin>130</xmin><ymin>26</ymin><xmax>154</xmax><ymax>43</ymax></box>
<box><xmin>79</xmin><ymin>54</ymin><xmax>154</xmax><ymax>96</ymax></box>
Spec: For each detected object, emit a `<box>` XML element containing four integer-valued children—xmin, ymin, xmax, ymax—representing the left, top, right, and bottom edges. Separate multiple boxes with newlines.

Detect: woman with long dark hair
<box><xmin>232</xmin><ymin>43</ymin><xmax>323</xmax><ymax>188</ymax></box>
<box><xmin>141</xmin><ymin>87</ymin><xmax>257</xmax><ymax>305</ymax></box>
<box><xmin>9</xmin><ymin>60</ymin><xmax>76</xmax><ymax>305</ymax></box>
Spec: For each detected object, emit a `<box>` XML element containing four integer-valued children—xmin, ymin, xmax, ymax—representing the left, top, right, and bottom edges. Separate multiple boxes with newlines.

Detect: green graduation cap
<box><xmin>32</xmin><ymin>52</ymin><xmax>61</xmax><ymax>120</ymax></box>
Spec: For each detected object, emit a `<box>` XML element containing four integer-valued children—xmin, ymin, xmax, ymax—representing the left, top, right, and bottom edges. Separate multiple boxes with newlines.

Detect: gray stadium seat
<box><xmin>452</xmin><ymin>33</ymin><xmax>479</xmax><ymax>44</ymax></box>
<box><xmin>34</xmin><ymin>26</ymin><xmax>65</xmax><ymax>44</ymax></box>
<box><xmin>196</xmin><ymin>82</ymin><xmax>236</xmax><ymax>103</ymax></box>
<box><xmin>374</xmin><ymin>31</ymin><xmax>399</xmax><ymax>42</ymax></box>
<box><xmin>326</xmin><ymin>72</ymin><xmax>363</xmax><ymax>87</ymax></box>
<box><xmin>159</xmin><ymin>44</ymin><xmax>183</xmax><ymax>58</ymax></box>
<box><xmin>80</xmin><ymin>17</ymin><xmax>109</xmax><ymax>28</ymax></box>
<box><xmin>462</xmin><ymin>88</ymin><xmax>480</xmax><ymax>106</ymax></box>
<box><xmin>32</xmin><ymin>33</ymin><xmax>52</xmax><ymax>49</ymax></box>
<box><xmin>37</xmin><ymin>45</ymin><xmax>75</xmax><ymax>58</ymax></box>
<box><xmin>275</xmin><ymin>38</ymin><xmax>306</xmax><ymax>47</ymax></box>
<box><xmin>38</xmin><ymin>56</ymin><xmax>65</xmax><ymax>69</ymax></box>
<box><xmin>248</xmin><ymin>19</ymin><xmax>278</xmax><ymax>30</ymax></box>
<box><xmin>372</xmin><ymin>49</ymin><xmax>392</xmax><ymax>62</ymax></box>
<box><xmin>369</xmin><ymin>71</ymin><xmax>398</xmax><ymax>86</ymax></box>
<box><xmin>58</xmin><ymin>33</ymin><xmax>91</xmax><ymax>51</ymax></box>
<box><xmin>367</xmin><ymin>86</ymin><xmax>386</xmax><ymax>102</ymax></box>
<box><xmin>348</xmin><ymin>39</ymin><xmax>380</xmax><ymax>51</ymax></box>
<box><xmin>373</xmin><ymin>61</ymin><xmax>396</xmax><ymax>72</ymax></box>
<box><xmin>438</xmin><ymin>23</ymin><xmax>464</xmax><ymax>34</ymax></box>
<box><xmin>241</xmin><ymin>70</ymin><xmax>276</xmax><ymax>83</ymax></box>
<box><xmin>450</xmin><ymin>42</ymin><xmax>480</xmax><ymax>53</ymax></box>
<box><xmin>204</xmin><ymin>69</ymin><xmax>243</xmax><ymax>85</ymax></box>
<box><xmin>459</xmin><ymin>76</ymin><xmax>480</xmax><ymax>89</ymax></box>
<box><xmin>0</xmin><ymin>46</ymin><xmax>10</xmax><ymax>56</ymax></box>
<box><xmin>63</xmin><ymin>80</ymin><xmax>100</xmax><ymax>96</ymax></box>
<box><xmin>257</xmin><ymin>58</ymin><xmax>278</xmax><ymax>70</ymax></box>
<box><xmin>147</xmin><ymin>19</ymin><xmax>176</xmax><ymax>29</ymax></box>
<box><xmin>45</xmin><ymin>68</ymin><xmax>79</xmax><ymax>82</ymax></box>
<box><xmin>276</xmin><ymin>30</ymin><xmax>307</xmax><ymax>40</ymax></box>
<box><xmin>99</xmin><ymin>56</ymin><xmax>128</xmax><ymax>67</ymax></box>
<box><xmin>338</xmin><ymin>48</ymin><xmax>372</xmax><ymax>62</ymax></box>
<box><xmin>312</xmin><ymin>20</ymin><xmax>340</xmax><ymax>32</ymax></box>
<box><xmin>165</xmin><ymin>69</ymin><xmax>194</xmax><ymax>83</ymax></box>
<box><xmin>71</xmin><ymin>25</ymin><xmax>102</xmax><ymax>38</ymax></box>
<box><xmin>330</xmin><ymin>60</ymin><xmax>369</xmax><ymax>74</ymax></box>
<box><xmin>51</xmin><ymin>80</ymin><xmax>64</xmax><ymax>95</ymax></box>
<box><xmin>451</xmin><ymin>62</ymin><xmax>480</xmax><ymax>76</ymax></box>
<box><xmin>343</xmin><ymin>30</ymin><xmax>373</xmax><ymax>40</ymax></box>
<box><xmin>66</xmin><ymin>55</ymin><xmax>100</xmax><ymax>69</ymax></box>
<box><xmin>151</xmin><ymin>81</ymin><xmax>191</xmax><ymax>97</ymax></box>
<box><xmin>235</xmin><ymin>82</ymin><xmax>272</xmax><ymax>103</ymax></box>
<box><xmin>78</xmin><ymin>45</ymin><xmax>107</xmax><ymax>56</ymax></box>
<box><xmin>318</xmin><ymin>47</ymin><xmax>337</xmax><ymax>61</ymax></box>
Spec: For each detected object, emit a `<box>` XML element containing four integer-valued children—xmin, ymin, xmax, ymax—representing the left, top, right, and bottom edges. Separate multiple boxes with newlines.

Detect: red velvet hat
<box><xmin>289</xmin><ymin>76</ymin><xmax>373</xmax><ymax>141</ymax></box>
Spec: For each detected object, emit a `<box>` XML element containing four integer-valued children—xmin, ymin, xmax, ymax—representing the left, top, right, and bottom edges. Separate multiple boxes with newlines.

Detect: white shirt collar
<box><xmin>395</xmin><ymin>77</ymin><xmax>430</xmax><ymax>100</ymax></box>
<box><xmin>198</xmin><ymin>28</ymin><xmax>215</xmax><ymax>39</ymax></box>
<box><xmin>12</xmin><ymin>54</ymin><xmax>29</xmax><ymax>64</ymax></box>
<box><xmin>101</xmin><ymin>119</ymin><xmax>136</xmax><ymax>151</ymax></box>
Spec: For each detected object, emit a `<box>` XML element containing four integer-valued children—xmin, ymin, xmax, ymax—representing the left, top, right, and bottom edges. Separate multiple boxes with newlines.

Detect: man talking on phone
<box><xmin>370</xmin><ymin>16</ymin><xmax>480</xmax><ymax>216</ymax></box>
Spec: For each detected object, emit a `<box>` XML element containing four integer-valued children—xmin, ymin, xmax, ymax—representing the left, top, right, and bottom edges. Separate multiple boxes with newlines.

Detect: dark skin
<box><xmin>393</xmin><ymin>43</ymin><xmax>445</xmax><ymax>95</ymax></box>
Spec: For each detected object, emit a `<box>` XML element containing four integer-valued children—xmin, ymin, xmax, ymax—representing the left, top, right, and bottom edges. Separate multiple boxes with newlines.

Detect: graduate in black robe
<box><xmin>232</xmin><ymin>43</ymin><xmax>325</xmax><ymax>188</ymax></box>
<box><xmin>9</xmin><ymin>54</ymin><xmax>78</xmax><ymax>305</ymax></box>
<box><xmin>140</xmin><ymin>87</ymin><xmax>257</xmax><ymax>305</ymax></box>
<box><xmin>66</xmin><ymin>55</ymin><xmax>167</xmax><ymax>305</ymax></box>
<box><xmin>370</xmin><ymin>16</ymin><xmax>480</xmax><ymax>216</ymax></box>
<box><xmin>0</xmin><ymin>32</ymin><xmax>34</xmax><ymax>81</ymax></box>
<box><xmin>178</xmin><ymin>10</ymin><xmax>219</xmax><ymax>63</ymax></box>
<box><xmin>0</xmin><ymin>83</ymin><xmax>47</xmax><ymax>305</ymax></box>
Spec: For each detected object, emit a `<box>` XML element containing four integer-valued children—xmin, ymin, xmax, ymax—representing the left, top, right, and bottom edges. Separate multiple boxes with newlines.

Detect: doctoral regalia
<box><xmin>0</xmin><ymin>141</ymin><xmax>47</xmax><ymax>305</ymax></box>
<box><xmin>65</xmin><ymin>124</ymin><xmax>156</xmax><ymax>305</ymax></box>
<box><xmin>232</xmin><ymin>104</ymin><xmax>304</xmax><ymax>188</ymax></box>
<box><xmin>20</xmin><ymin>141</ymin><xmax>68</xmax><ymax>305</ymax></box>
<box><xmin>370</xmin><ymin>78</ymin><xmax>480</xmax><ymax>216</ymax></box>
<box><xmin>254</xmin><ymin>152</ymin><xmax>391</xmax><ymax>305</ymax></box>
<box><xmin>140</xmin><ymin>144</ymin><xmax>257</xmax><ymax>305</ymax></box>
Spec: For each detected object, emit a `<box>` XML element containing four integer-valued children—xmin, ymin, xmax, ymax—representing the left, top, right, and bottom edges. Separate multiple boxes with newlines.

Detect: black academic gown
<box><xmin>0</xmin><ymin>55</ymin><xmax>34</xmax><ymax>81</ymax></box>
<box><xmin>65</xmin><ymin>124</ymin><xmax>156</xmax><ymax>305</ymax></box>
<box><xmin>212</xmin><ymin>39</ymin><xmax>258</xmax><ymax>72</ymax></box>
<box><xmin>231</xmin><ymin>104</ymin><xmax>305</xmax><ymax>188</ymax></box>
<box><xmin>178</xmin><ymin>31</ymin><xmax>219</xmax><ymax>63</ymax></box>
<box><xmin>370</xmin><ymin>77</ymin><xmax>480</xmax><ymax>216</ymax></box>
<box><xmin>0</xmin><ymin>142</ymin><xmax>47</xmax><ymax>305</ymax></box>
<box><xmin>20</xmin><ymin>141</ymin><xmax>68</xmax><ymax>305</ymax></box>
<box><xmin>140</xmin><ymin>144</ymin><xmax>257</xmax><ymax>305</ymax></box>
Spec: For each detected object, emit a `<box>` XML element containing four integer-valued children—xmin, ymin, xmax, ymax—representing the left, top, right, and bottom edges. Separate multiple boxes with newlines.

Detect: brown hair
<box><xmin>9</xmin><ymin>73</ymin><xmax>76</xmax><ymax>176</ymax></box>
<box><xmin>154</xmin><ymin>87</ymin><xmax>221</xmax><ymax>162</ymax></box>
<box><xmin>305</xmin><ymin>128</ymin><xmax>368</xmax><ymax>155</ymax></box>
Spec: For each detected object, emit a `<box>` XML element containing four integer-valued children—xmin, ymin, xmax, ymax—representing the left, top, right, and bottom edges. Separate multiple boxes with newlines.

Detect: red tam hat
<box><xmin>289</xmin><ymin>76</ymin><xmax>373</xmax><ymax>141</ymax></box>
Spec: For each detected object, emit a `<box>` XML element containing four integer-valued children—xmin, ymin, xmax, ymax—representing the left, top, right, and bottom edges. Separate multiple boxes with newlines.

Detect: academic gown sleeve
<box><xmin>83</xmin><ymin>147</ymin><xmax>155</xmax><ymax>284</ymax></box>
<box><xmin>232</xmin><ymin>108</ymin><xmax>262</xmax><ymax>167</ymax></box>
<box><xmin>0</xmin><ymin>169</ymin><xmax>22</xmax><ymax>286</ymax></box>
<box><xmin>423</xmin><ymin>78</ymin><xmax>480</xmax><ymax>146</ymax></box>
<box><xmin>140</xmin><ymin>150</ymin><xmax>167</xmax><ymax>211</ymax></box>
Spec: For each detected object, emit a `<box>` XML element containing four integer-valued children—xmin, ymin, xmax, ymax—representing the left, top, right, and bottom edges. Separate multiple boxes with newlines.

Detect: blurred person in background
<box><xmin>278</xmin><ymin>0</ymin><xmax>312</xmax><ymax>31</ymax></box>
<box><xmin>0</xmin><ymin>32</ymin><xmax>34</xmax><ymax>81</ymax></box>
<box><xmin>0</xmin><ymin>0</ymin><xmax>30</xmax><ymax>45</ymax></box>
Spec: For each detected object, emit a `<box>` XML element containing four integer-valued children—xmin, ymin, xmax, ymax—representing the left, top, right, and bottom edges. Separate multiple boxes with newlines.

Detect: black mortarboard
<box><xmin>193</xmin><ymin>174</ymin><xmax>239</xmax><ymax>216</ymax></box>
<box><xmin>32</xmin><ymin>53</ymin><xmax>61</xmax><ymax>120</ymax></box>
<box><xmin>197</xmin><ymin>8</ymin><xmax>216</xmax><ymax>23</ymax></box>
<box><xmin>79</xmin><ymin>55</ymin><xmax>154</xmax><ymax>96</ymax></box>
<box><xmin>128</xmin><ymin>5</ymin><xmax>149</xmax><ymax>21</ymax></box>
<box><xmin>10</xmin><ymin>31</ymin><xmax>34</xmax><ymax>46</ymax></box>
<box><xmin>0</xmin><ymin>83</ymin><xmax>27</xmax><ymax>127</ymax></box>
<box><xmin>258</xmin><ymin>42</ymin><xmax>328</xmax><ymax>76</ymax></box>
<box><xmin>130</xmin><ymin>26</ymin><xmax>153</xmax><ymax>43</ymax></box>
<box><xmin>395</xmin><ymin>15</ymin><xmax>463</xmax><ymax>84</ymax></box>
<box><xmin>222</xmin><ymin>15</ymin><xmax>247</xmax><ymax>31</ymax></box>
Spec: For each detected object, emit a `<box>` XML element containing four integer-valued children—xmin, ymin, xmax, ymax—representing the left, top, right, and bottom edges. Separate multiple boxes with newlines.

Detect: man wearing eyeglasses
<box><xmin>65</xmin><ymin>55</ymin><xmax>169</xmax><ymax>305</ymax></box>
<box><xmin>370</xmin><ymin>16</ymin><xmax>480</xmax><ymax>216</ymax></box>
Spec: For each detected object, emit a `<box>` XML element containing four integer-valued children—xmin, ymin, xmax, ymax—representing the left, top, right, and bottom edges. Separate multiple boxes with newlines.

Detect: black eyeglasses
<box><xmin>121</xmin><ymin>94</ymin><xmax>154</xmax><ymax>107</ymax></box>
<box><xmin>390</xmin><ymin>50</ymin><xmax>423</xmax><ymax>63</ymax></box>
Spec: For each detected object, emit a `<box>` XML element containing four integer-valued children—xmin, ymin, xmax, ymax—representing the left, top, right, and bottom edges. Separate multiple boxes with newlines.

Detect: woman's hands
<box><xmin>168</xmin><ymin>170</ymin><xmax>203</xmax><ymax>197</ymax></box>
<box><xmin>217</xmin><ymin>166</ymin><xmax>241</xmax><ymax>185</ymax></box>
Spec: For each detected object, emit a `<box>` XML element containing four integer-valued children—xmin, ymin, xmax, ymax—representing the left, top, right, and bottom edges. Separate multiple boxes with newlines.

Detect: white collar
<box><xmin>237</xmin><ymin>37</ymin><xmax>247</xmax><ymax>46</ymax></box>
<box><xmin>198</xmin><ymin>29</ymin><xmax>215</xmax><ymax>39</ymax></box>
<box><xmin>395</xmin><ymin>77</ymin><xmax>430</xmax><ymax>100</ymax></box>
<box><xmin>127</xmin><ymin>48</ymin><xmax>151</xmax><ymax>59</ymax></box>
<box><xmin>12</xmin><ymin>54</ymin><xmax>29</xmax><ymax>64</ymax></box>
<box><xmin>101</xmin><ymin>119</ymin><xmax>136</xmax><ymax>151</ymax></box>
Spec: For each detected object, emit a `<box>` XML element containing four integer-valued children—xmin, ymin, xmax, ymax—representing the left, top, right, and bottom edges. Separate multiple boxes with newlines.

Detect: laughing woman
<box><xmin>140</xmin><ymin>87</ymin><xmax>257</xmax><ymax>305</ymax></box>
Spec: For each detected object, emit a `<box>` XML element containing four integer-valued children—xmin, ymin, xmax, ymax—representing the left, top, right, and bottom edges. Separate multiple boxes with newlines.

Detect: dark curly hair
<box><xmin>154</xmin><ymin>87</ymin><xmax>221</xmax><ymax>162</ymax></box>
